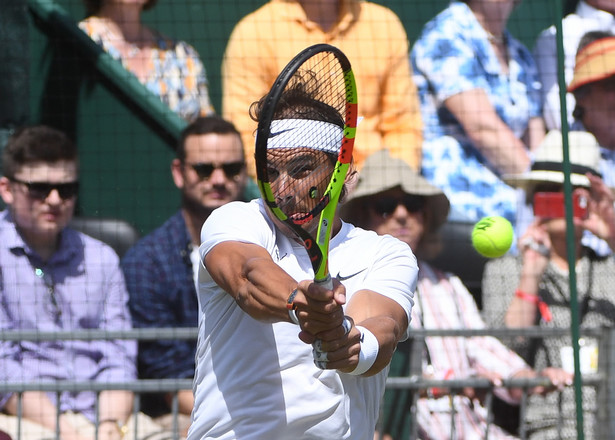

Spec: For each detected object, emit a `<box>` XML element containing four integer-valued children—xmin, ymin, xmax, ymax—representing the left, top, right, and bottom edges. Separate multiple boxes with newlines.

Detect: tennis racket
<box><xmin>255</xmin><ymin>43</ymin><xmax>357</xmax><ymax>289</ymax></box>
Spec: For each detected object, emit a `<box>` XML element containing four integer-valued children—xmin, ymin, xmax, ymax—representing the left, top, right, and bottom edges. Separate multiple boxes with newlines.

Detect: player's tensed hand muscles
<box><xmin>292</xmin><ymin>279</ymin><xmax>362</xmax><ymax>372</ymax></box>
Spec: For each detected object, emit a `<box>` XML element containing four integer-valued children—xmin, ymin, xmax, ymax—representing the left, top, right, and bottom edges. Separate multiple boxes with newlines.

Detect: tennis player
<box><xmin>187</xmin><ymin>79</ymin><xmax>417</xmax><ymax>439</ymax></box>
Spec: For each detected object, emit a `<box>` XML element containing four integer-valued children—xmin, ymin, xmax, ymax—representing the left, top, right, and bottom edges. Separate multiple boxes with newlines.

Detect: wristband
<box><xmin>515</xmin><ymin>289</ymin><xmax>539</xmax><ymax>304</ymax></box>
<box><xmin>515</xmin><ymin>289</ymin><xmax>552</xmax><ymax>322</ymax></box>
<box><xmin>286</xmin><ymin>288</ymin><xmax>298</xmax><ymax>310</ymax></box>
<box><xmin>347</xmin><ymin>326</ymin><xmax>379</xmax><ymax>376</ymax></box>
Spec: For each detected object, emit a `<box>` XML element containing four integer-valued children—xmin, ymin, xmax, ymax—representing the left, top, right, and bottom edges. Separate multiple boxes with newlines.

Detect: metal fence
<box><xmin>3</xmin><ymin>326</ymin><xmax>615</xmax><ymax>439</ymax></box>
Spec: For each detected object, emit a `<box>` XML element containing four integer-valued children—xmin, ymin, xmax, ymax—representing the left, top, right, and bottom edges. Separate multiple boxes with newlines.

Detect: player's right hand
<box><xmin>292</xmin><ymin>278</ymin><xmax>346</xmax><ymax>339</ymax></box>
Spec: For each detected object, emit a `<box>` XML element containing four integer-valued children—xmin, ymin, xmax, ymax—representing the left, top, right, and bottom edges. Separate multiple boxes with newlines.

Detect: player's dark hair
<box><xmin>249</xmin><ymin>70</ymin><xmax>345</xmax><ymax>129</ymax></box>
<box><xmin>82</xmin><ymin>0</ymin><xmax>158</xmax><ymax>16</ymax></box>
<box><xmin>2</xmin><ymin>125</ymin><xmax>78</xmax><ymax>178</ymax></box>
<box><xmin>176</xmin><ymin>115</ymin><xmax>243</xmax><ymax>162</ymax></box>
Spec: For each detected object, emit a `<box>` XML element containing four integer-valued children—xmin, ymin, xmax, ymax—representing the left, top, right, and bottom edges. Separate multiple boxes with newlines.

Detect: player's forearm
<box><xmin>205</xmin><ymin>242</ymin><xmax>297</xmax><ymax>322</ymax></box>
<box><xmin>345</xmin><ymin>291</ymin><xmax>408</xmax><ymax>376</ymax></box>
<box><xmin>357</xmin><ymin>315</ymin><xmax>406</xmax><ymax>376</ymax></box>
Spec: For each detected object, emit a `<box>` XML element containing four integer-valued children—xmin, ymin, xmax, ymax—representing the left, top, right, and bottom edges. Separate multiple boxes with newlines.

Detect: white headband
<box><xmin>267</xmin><ymin>119</ymin><xmax>343</xmax><ymax>154</ymax></box>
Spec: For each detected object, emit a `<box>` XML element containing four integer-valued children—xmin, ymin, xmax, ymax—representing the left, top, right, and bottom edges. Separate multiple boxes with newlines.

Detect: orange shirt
<box><xmin>222</xmin><ymin>0</ymin><xmax>423</xmax><ymax>178</ymax></box>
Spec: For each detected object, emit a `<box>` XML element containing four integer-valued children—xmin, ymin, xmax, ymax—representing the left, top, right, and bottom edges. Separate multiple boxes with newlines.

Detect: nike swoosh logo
<box><xmin>269</xmin><ymin>128</ymin><xmax>294</xmax><ymax>137</ymax></box>
<box><xmin>336</xmin><ymin>268</ymin><xmax>367</xmax><ymax>281</ymax></box>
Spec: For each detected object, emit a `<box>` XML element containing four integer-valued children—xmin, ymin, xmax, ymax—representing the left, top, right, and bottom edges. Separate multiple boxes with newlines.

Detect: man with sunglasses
<box><xmin>121</xmin><ymin>115</ymin><xmax>247</xmax><ymax>434</ymax></box>
<box><xmin>0</xmin><ymin>125</ymin><xmax>162</xmax><ymax>439</ymax></box>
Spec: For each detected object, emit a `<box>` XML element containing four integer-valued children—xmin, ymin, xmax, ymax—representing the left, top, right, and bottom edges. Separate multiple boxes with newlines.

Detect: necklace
<box><xmin>486</xmin><ymin>30</ymin><xmax>504</xmax><ymax>45</ymax></box>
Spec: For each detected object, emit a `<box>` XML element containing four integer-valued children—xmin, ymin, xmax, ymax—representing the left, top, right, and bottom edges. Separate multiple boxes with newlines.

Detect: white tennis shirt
<box><xmin>188</xmin><ymin>199</ymin><xmax>417</xmax><ymax>440</ymax></box>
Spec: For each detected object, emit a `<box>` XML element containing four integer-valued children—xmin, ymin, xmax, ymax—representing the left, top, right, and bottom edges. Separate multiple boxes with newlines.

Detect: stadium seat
<box><xmin>429</xmin><ymin>220</ymin><xmax>489</xmax><ymax>309</ymax></box>
<box><xmin>70</xmin><ymin>216</ymin><xmax>140</xmax><ymax>258</ymax></box>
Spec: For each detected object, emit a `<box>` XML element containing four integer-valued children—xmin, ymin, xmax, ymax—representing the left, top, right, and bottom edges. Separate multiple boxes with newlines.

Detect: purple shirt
<box><xmin>0</xmin><ymin>210</ymin><xmax>136</xmax><ymax>421</ymax></box>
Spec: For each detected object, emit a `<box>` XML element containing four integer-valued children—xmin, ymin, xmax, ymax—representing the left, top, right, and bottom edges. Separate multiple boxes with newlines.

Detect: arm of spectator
<box><xmin>583</xmin><ymin>174</ymin><xmax>615</xmax><ymax>251</ymax></box>
<box><xmin>4</xmin><ymin>392</ymin><xmax>89</xmax><ymax>440</ymax></box>
<box><xmin>505</xmin><ymin>220</ymin><xmax>551</xmax><ymax>328</ymax></box>
<box><xmin>444</xmin><ymin>89</ymin><xmax>531</xmax><ymax>175</ymax></box>
<box><xmin>98</xmin><ymin>390</ymin><xmax>134</xmax><ymax>427</ymax></box>
<box><xmin>524</xmin><ymin>116</ymin><xmax>548</xmax><ymax>152</ymax></box>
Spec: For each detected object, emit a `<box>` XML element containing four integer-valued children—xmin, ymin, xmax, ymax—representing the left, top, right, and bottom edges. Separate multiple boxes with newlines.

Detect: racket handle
<box><xmin>315</xmin><ymin>275</ymin><xmax>333</xmax><ymax>290</ymax></box>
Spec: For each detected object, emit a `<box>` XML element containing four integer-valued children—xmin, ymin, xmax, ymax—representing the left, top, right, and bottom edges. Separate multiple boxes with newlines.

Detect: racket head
<box><xmin>254</xmin><ymin>44</ymin><xmax>358</xmax><ymax>285</ymax></box>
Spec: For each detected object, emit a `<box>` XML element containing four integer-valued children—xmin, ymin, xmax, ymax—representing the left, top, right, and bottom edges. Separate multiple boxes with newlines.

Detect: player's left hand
<box><xmin>305</xmin><ymin>317</ymin><xmax>362</xmax><ymax>372</ymax></box>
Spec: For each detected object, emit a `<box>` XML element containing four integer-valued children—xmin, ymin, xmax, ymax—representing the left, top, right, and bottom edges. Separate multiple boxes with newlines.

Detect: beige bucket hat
<box><xmin>503</xmin><ymin>130</ymin><xmax>602</xmax><ymax>192</ymax></box>
<box><xmin>344</xmin><ymin>149</ymin><xmax>450</xmax><ymax>232</ymax></box>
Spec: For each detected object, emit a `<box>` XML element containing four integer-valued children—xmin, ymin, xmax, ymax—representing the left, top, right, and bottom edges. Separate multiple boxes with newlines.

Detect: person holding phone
<box><xmin>482</xmin><ymin>130</ymin><xmax>615</xmax><ymax>439</ymax></box>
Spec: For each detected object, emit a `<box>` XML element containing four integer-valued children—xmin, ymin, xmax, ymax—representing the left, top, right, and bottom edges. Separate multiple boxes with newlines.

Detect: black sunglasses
<box><xmin>372</xmin><ymin>194</ymin><xmax>426</xmax><ymax>217</ymax></box>
<box><xmin>10</xmin><ymin>178</ymin><xmax>79</xmax><ymax>201</ymax></box>
<box><xmin>186</xmin><ymin>161</ymin><xmax>245</xmax><ymax>180</ymax></box>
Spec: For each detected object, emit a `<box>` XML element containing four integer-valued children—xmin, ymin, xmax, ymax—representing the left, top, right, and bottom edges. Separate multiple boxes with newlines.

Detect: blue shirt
<box><xmin>411</xmin><ymin>1</ymin><xmax>542</xmax><ymax>225</ymax></box>
<box><xmin>0</xmin><ymin>210</ymin><xmax>136</xmax><ymax>420</ymax></box>
<box><xmin>121</xmin><ymin>211</ymin><xmax>197</xmax><ymax>414</ymax></box>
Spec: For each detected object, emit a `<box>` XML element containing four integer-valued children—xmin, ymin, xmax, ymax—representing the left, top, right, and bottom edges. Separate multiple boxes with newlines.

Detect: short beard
<box><xmin>181</xmin><ymin>193</ymin><xmax>215</xmax><ymax>220</ymax></box>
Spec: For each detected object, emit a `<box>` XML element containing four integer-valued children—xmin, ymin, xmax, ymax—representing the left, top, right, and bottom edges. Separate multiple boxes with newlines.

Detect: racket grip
<box><xmin>315</xmin><ymin>275</ymin><xmax>333</xmax><ymax>290</ymax></box>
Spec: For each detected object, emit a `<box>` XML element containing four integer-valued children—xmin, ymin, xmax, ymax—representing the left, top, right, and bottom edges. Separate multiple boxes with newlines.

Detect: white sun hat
<box><xmin>503</xmin><ymin>130</ymin><xmax>603</xmax><ymax>192</ymax></box>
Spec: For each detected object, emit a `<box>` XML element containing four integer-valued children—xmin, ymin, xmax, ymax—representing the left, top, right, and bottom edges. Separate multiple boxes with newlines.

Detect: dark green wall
<box><xmin>26</xmin><ymin>0</ymin><xmax>563</xmax><ymax>235</ymax></box>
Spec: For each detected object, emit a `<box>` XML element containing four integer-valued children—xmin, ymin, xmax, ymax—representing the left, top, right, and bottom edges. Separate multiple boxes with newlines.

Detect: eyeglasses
<box><xmin>186</xmin><ymin>161</ymin><xmax>245</xmax><ymax>180</ymax></box>
<box><xmin>10</xmin><ymin>178</ymin><xmax>79</xmax><ymax>200</ymax></box>
<box><xmin>35</xmin><ymin>267</ymin><xmax>62</xmax><ymax>322</ymax></box>
<box><xmin>372</xmin><ymin>194</ymin><xmax>426</xmax><ymax>217</ymax></box>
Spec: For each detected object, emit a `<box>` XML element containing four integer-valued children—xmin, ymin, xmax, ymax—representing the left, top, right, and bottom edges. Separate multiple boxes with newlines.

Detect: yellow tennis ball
<box><xmin>471</xmin><ymin>216</ymin><xmax>514</xmax><ymax>258</ymax></box>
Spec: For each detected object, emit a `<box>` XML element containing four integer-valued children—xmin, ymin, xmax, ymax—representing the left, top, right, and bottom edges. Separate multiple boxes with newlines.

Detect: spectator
<box><xmin>79</xmin><ymin>0</ymin><xmax>215</xmax><ymax>122</ymax></box>
<box><xmin>534</xmin><ymin>0</ymin><xmax>615</xmax><ymax>130</ymax></box>
<box><xmin>544</xmin><ymin>31</ymin><xmax>615</xmax><ymax>257</ymax></box>
<box><xmin>121</xmin><ymin>116</ymin><xmax>247</xmax><ymax>435</ymax></box>
<box><xmin>411</xmin><ymin>0</ymin><xmax>546</xmax><ymax>227</ymax></box>
<box><xmin>221</xmin><ymin>0</ymin><xmax>422</xmax><ymax>178</ymax></box>
<box><xmin>342</xmin><ymin>150</ymin><xmax>570</xmax><ymax>440</ymax></box>
<box><xmin>568</xmin><ymin>32</ymin><xmax>615</xmax><ymax>187</ymax></box>
<box><xmin>482</xmin><ymin>130</ymin><xmax>615</xmax><ymax>439</ymax></box>
<box><xmin>0</xmin><ymin>126</ymin><xmax>163</xmax><ymax>440</ymax></box>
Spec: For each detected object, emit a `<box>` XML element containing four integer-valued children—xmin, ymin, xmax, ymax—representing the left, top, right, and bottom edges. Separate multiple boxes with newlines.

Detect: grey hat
<box><xmin>344</xmin><ymin>149</ymin><xmax>450</xmax><ymax>232</ymax></box>
<box><xmin>503</xmin><ymin>130</ymin><xmax>603</xmax><ymax>191</ymax></box>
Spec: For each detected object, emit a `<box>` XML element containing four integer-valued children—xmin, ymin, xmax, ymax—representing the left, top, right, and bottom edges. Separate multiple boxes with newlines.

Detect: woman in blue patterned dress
<box><xmin>79</xmin><ymin>0</ymin><xmax>215</xmax><ymax>122</ymax></box>
<box><xmin>411</xmin><ymin>0</ymin><xmax>546</xmax><ymax>227</ymax></box>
